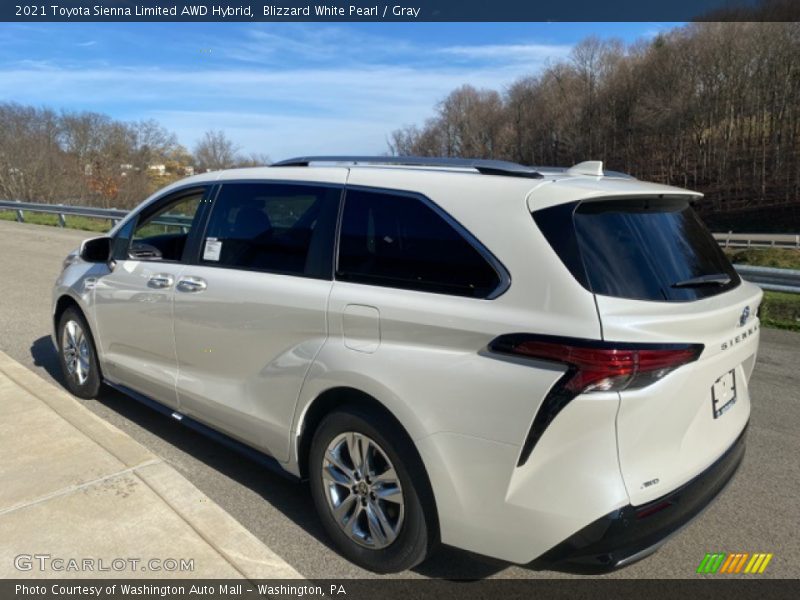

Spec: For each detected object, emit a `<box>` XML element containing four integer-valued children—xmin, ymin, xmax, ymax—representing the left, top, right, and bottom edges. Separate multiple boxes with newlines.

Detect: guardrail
<box><xmin>2</xmin><ymin>200</ymin><xmax>799</xmax><ymax>293</ymax></box>
<box><xmin>733</xmin><ymin>265</ymin><xmax>800</xmax><ymax>294</ymax></box>
<box><xmin>714</xmin><ymin>232</ymin><xmax>800</xmax><ymax>248</ymax></box>
<box><xmin>0</xmin><ymin>200</ymin><xmax>190</xmax><ymax>229</ymax></box>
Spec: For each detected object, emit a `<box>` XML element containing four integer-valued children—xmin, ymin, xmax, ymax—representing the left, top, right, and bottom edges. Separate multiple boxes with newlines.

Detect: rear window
<box><xmin>534</xmin><ymin>198</ymin><xmax>740</xmax><ymax>302</ymax></box>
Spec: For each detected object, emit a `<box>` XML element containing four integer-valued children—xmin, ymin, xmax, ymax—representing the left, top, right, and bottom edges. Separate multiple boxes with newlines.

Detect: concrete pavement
<box><xmin>0</xmin><ymin>349</ymin><xmax>301</xmax><ymax>579</ymax></box>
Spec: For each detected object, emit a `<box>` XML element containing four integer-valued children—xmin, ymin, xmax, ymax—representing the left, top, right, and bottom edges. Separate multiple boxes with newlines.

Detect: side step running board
<box><xmin>103</xmin><ymin>380</ymin><xmax>299</xmax><ymax>482</ymax></box>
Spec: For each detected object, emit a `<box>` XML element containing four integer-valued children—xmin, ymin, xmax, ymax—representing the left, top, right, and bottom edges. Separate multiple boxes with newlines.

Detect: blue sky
<box><xmin>0</xmin><ymin>22</ymin><xmax>678</xmax><ymax>160</ymax></box>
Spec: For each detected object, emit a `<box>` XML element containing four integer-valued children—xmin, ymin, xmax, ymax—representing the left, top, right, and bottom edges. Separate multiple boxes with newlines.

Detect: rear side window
<box><xmin>202</xmin><ymin>183</ymin><xmax>341</xmax><ymax>279</ymax></box>
<box><xmin>534</xmin><ymin>198</ymin><xmax>740</xmax><ymax>302</ymax></box>
<box><xmin>337</xmin><ymin>189</ymin><xmax>502</xmax><ymax>298</ymax></box>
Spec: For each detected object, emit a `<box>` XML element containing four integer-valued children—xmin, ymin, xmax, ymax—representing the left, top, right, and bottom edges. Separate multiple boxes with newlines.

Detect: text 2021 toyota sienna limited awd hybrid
<box><xmin>52</xmin><ymin>157</ymin><xmax>760</xmax><ymax>573</ymax></box>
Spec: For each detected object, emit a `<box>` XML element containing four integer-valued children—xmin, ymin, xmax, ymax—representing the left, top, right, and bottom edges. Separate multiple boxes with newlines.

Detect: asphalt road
<box><xmin>1</xmin><ymin>220</ymin><xmax>798</xmax><ymax>579</ymax></box>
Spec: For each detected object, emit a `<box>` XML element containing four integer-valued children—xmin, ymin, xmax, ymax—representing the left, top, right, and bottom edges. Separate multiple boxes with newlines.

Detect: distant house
<box><xmin>148</xmin><ymin>164</ymin><xmax>166</xmax><ymax>176</ymax></box>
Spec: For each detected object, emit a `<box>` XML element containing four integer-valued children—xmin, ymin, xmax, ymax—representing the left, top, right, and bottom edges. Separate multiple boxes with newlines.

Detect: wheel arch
<box><xmin>54</xmin><ymin>294</ymin><xmax>82</xmax><ymax>335</ymax></box>
<box><xmin>53</xmin><ymin>293</ymin><xmax>104</xmax><ymax>370</ymax></box>
<box><xmin>296</xmin><ymin>384</ymin><xmax>441</xmax><ymax>541</ymax></box>
<box><xmin>297</xmin><ymin>387</ymin><xmax>403</xmax><ymax>478</ymax></box>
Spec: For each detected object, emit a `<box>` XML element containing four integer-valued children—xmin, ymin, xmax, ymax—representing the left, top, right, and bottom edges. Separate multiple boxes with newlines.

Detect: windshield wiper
<box><xmin>671</xmin><ymin>273</ymin><xmax>731</xmax><ymax>288</ymax></box>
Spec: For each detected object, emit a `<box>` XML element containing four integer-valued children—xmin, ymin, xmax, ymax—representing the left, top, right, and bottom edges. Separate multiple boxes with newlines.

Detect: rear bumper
<box><xmin>538</xmin><ymin>423</ymin><xmax>748</xmax><ymax>573</ymax></box>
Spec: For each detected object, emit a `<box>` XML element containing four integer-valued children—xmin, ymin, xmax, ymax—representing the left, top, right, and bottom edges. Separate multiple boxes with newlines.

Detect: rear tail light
<box><xmin>488</xmin><ymin>334</ymin><xmax>704</xmax><ymax>466</ymax></box>
<box><xmin>490</xmin><ymin>335</ymin><xmax>703</xmax><ymax>394</ymax></box>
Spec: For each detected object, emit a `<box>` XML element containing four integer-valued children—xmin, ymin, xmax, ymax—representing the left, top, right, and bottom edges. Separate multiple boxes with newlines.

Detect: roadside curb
<box><xmin>0</xmin><ymin>350</ymin><xmax>302</xmax><ymax>579</ymax></box>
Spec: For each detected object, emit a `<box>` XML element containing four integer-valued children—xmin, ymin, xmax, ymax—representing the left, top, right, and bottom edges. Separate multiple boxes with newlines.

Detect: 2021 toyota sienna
<box><xmin>52</xmin><ymin>157</ymin><xmax>760</xmax><ymax>573</ymax></box>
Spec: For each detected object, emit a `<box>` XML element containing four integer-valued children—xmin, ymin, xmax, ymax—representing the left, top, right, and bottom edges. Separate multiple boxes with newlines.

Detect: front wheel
<box><xmin>309</xmin><ymin>406</ymin><xmax>438</xmax><ymax>573</ymax></box>
<box><xmin>57</xmin><ymin>306</ymin><xmax>103</xmax><ymax>399</ymax></box>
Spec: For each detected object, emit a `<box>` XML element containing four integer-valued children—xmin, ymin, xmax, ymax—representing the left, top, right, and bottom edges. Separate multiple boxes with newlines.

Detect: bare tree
<box><xmin>235</xmin><ymin>152</ymin><xmax>271</xmax><ymax>167</ymax></box>
<box><xmin>193</xmin><ymin>130</ymin><xmax>240</xmax><ymax>172</ymax></box>
<box><xmin>387</xmin><ymin>21</ymin><xmax>800</xmax><ymax>231</ymax></box>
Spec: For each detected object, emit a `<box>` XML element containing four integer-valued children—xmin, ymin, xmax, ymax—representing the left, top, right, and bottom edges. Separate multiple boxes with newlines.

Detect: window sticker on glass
<box><xmin>203</xmin><ymin>237</ymin><xmax>222</xmax><ymax>262</ymax></box>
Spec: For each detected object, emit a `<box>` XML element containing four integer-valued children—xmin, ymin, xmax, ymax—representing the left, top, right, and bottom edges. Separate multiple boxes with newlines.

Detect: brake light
<box><xmin>489</xmin><ymin>334</ymin><xmax>703</xmax><ymax>394</ymax></box>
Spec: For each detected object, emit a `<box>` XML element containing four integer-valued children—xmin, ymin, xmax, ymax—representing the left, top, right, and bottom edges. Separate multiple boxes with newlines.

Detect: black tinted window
<box><xmin>337</xmin><ymin>189</ymin><xmax>501</xmax><ymax>298</ymax></box>
<box><xmin>129</xmin><ymin>191</ymin><xmax>204</xmax><ymax>261</ymax></box>
<box><xmin>536</xmin><ymin>198</ymin><xmax>739</xmax><ymax>302</ymax></box>
<box><xmin>202</xmin><ymin>183</ymin><xmax>340</xmax><ymax>278</ymax></box>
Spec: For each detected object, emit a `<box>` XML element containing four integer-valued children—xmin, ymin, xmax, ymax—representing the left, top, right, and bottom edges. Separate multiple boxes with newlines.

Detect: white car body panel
<box><xmin>597</xmin><ymin>281</ymin><xmax>761</xmax><ymax>505</ymax></box>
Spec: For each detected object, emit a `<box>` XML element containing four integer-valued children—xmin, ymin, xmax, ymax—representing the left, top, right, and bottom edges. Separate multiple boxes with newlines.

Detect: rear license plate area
<box><xmin>712</xmin><ymin>369</ymin><xmax>737</xmax><ymax>419</ymax></box>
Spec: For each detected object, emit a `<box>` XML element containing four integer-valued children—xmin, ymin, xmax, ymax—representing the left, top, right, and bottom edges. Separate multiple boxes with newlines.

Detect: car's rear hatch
<box><xmin>534</xmin><ymin>195</ymin><xmax>761</xmax><ymax>505</ymax></box>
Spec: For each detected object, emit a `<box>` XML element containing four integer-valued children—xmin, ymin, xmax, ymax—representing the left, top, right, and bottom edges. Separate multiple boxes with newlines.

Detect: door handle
<box><xmin>148</xmin><ymin>274</ymin><xmax>174</xmax><ymax>289</ymax></box>
<box><xmin>177</xmin><ymin>276</ymin><xmax>207</xmax><ymax>293</ymax></box>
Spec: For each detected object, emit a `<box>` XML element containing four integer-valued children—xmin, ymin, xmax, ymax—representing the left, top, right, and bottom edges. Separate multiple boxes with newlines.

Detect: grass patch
<box><xmin>0</xmin><ymin>209</ymin><xmax>112</xmax><ymax>233</ymax></box>
<box><xmin>760</xmin><ymin>291</ymin><xmax>800</xmax><ymax>332</ymax></box>
<box><xmin>724</xmin><ymin>247</ymin><xmax>800</xmax><ymax>270</ymax></box>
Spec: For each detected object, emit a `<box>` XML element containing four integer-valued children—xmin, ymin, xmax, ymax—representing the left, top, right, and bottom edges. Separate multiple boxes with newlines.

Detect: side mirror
<box><xmin>79</xmin><ymin>236</ymin><xmax>112</xmax><ymax>263</ymax></box>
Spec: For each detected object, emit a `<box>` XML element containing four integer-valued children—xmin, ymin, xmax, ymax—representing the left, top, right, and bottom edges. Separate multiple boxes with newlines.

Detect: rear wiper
<box><xmin>671</xmin><ymin>273</ymin><xmax>731</xmax><ymax>288</ymax></box>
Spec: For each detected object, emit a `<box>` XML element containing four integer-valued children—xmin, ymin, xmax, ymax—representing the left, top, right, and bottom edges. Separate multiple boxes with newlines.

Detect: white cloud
<box><xmin>214</xmin><ymin>25</ymin><xmax>420</xmax><ymax>66</ymax></box>
<box><xmin>439</xmin><ymin>43</ymin><xmax>572</xmax><ymax>63</ymax></box>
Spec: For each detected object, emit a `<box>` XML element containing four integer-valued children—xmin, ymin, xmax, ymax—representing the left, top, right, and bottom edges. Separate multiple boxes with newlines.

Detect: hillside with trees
<box><xmin>389</xmin><ymin>22</ymin><xmax>800</xmax><ymax>231</ymax></box>
<box><xmin>0</xmin><ymin>106</ymin><xmax>266</xmax><ymax>209</ymax></box>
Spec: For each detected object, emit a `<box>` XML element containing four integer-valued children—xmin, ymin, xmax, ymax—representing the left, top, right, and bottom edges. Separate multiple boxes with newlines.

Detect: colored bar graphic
<box><xmin>719</xmin><ymin>553</ymin><xmax>736</xmax><ymax>573</ymax></box>
<box><xmin>697</xmin><ymin>553</ymin><xmax>712</xmax><ymax>573</ymax></box>
<box><xmin>733</xmin><ymin>553</ymin><xmax>749</xmax><ymax>573</ymax></box>
<box><xmin>697</xmin><ymin>553</ymin><xmax>727</xmax><ymax>573</ymax></box>
<box><xmin>698</xmin><ymin>552</ymin><xmax>773</xmax><ymax>574</ymax></box>
<box><xmin>758</xmin><ymin>554</ymin><xmax>773</xmax><ymax>573</ymax></box>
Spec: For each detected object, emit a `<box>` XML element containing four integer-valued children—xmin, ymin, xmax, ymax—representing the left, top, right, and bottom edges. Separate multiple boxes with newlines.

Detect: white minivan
<box><xmin>53</xmin><ymin>157</ymin><xmax>760</xmax><ymax>573</ymax></box>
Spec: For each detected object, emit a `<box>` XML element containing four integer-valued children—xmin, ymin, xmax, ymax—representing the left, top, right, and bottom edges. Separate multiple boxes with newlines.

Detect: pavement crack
<box><xmin>0</xmin><ymin>459</ymin><xmax>162</xmax><ymax>518</ymax></box>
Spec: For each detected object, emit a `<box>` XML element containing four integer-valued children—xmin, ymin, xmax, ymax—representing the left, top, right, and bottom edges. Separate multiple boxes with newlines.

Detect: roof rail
<box><xmin>271</xmin><ymin>156</ymin><xmax>543</xmax><ymax>179</ymax></box>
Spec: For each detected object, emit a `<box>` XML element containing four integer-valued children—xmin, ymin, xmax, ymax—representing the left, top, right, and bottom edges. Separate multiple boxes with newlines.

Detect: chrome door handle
<box><xmin>177</xmin><ymin>276</ymin><xmax>207</xmax><ymax>293</ymax></box>
<box><xmin>148</xmin><ymin>274</ymin><xmax>174</xmax><ymax>289</ymax></box>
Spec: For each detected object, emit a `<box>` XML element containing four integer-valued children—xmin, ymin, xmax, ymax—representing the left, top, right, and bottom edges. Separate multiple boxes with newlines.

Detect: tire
<box><xmin>309</xmin><ymin>405</ymin><xmax>438</xmax><ymax>573</ymax></box>
<box><xmin>57</xmin><ymin>306</ymin><xmax>103</xmax><ymax>399</ymax></box>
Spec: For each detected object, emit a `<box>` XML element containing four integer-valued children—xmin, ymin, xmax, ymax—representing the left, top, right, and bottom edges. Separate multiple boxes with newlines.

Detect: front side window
<box><xmin>128</xmin><ymin>190</ymin><xmax>205</xmax><ymax>262</ymax></box>
<box><xmin>337</xmin><ymin>189</ymin><xmax>502</xmax><ymax>298</ymax></box>
<box><xmin>201</xmin><ymin>183</ymin><xmax>341</xmax><ymax>279</ymax></box>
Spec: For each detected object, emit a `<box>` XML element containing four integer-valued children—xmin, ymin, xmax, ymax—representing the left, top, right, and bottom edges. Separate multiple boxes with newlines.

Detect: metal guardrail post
<box><xmin>58</xmin><ymin>213</ymin><xmax>66</xmax><ymax>227</ymax></box>
<box><xmin>15</xmin><ymin>209</ymin><xmax>24</xmax><ymax>223</ymax></box>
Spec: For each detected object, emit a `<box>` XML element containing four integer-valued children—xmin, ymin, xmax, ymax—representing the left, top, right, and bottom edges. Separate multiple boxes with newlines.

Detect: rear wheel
<box><xmin>309</xmin><ymin>406</ymin><xmax>437</xmax><ymax>573</ymax></box>
<box><xmin>57</xmin><ymin>306</ymin><xmax>102</xmax><ymax>399</ymax></box>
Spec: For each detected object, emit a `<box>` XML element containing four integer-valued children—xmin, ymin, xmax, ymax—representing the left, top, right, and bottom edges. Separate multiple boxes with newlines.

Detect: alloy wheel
<box><xmin>62</xmin><ymin>319</ymin><xmax>90</xmax><ymax>386</ymax></box>
<box><xmin>322</xmin><ymin>431</ymin><xmax>405</xmax><ymax>549</ymax></box>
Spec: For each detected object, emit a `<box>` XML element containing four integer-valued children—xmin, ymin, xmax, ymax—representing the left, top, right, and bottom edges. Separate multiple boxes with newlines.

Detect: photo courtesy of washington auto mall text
<box><xmin>15</xmin><ymin>583</ymin><xmax>340</xmax><ymax>598</ymax></box>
